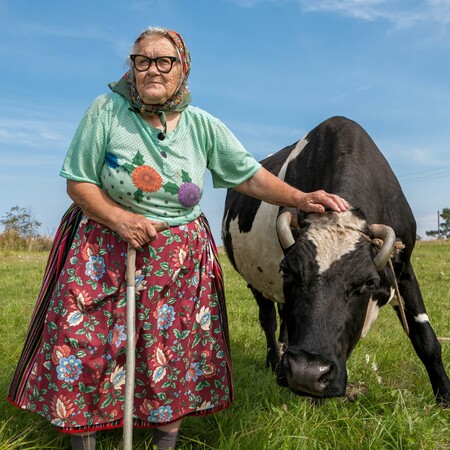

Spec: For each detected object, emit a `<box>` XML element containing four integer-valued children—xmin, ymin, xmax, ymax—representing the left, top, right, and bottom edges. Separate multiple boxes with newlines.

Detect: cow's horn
<box><xmin>371</xmin><ymin>224</ymin><xmax>396</xmax><ymax>270</ymax></box>
<box><xmin>276</xmin><ymin>211</ymin><xmax>296</xmax><ymax>249</ymax></box>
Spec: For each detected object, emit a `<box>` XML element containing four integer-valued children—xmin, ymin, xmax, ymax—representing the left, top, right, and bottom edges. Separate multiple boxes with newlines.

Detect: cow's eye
<box><xmin>347</xmin><ymin>276</ymin><xmax>380</xmax><ymax>298</ymax></box>
<box><xmin>360</xmin><ymin>277</ymin><xmax>379</xmax><ymax>293</ymax></box>
<box><xmin>281</xmin><ymin>269</ymin><xmax>290</xmax><ymax>278</ymax></box>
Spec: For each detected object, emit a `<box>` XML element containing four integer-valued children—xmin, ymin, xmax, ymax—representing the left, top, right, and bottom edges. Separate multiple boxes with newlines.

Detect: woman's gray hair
<box><xmin>127</xmin><ymin>26</ymin><xmax>179</xmax><ymax>69</ymax></box>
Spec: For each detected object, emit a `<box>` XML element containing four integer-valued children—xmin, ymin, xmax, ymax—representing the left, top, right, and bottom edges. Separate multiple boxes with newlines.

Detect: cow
<box><xmin>221</xmin><ymin>116</ymin><xmax>450</xmax><ymax>405</ymax></box>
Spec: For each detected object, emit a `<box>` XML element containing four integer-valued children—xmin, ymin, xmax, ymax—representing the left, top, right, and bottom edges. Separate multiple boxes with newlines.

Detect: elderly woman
<box><xmin>8</xmin><ymin>27</ymin><xmax>348</xmax><ymax>449</ymax></box>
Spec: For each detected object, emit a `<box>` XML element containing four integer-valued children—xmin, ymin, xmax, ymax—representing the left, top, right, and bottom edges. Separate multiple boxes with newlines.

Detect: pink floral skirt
<box><xmin>14</xmin><ymin>214</ymin><xmax>233</xmax><ymax>432</ymax></box>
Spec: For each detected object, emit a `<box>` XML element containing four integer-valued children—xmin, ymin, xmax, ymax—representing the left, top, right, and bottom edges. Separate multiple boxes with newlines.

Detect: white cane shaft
<box><xmin>124</xmin><ymin>246</ymin><xmax>137</xmax><ymax>450</ymax></box>
<box><xmin>123</xmin><ymin>225</ymin><xmax>168</xmax><ymax>449</ymax></box>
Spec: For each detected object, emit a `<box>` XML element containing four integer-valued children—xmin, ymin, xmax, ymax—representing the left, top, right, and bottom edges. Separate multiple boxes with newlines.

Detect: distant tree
<box><xmin>426</xmin><ymin>208</ymin><xmax>450</xmax><ymax>239</ymax></box>
<box><xmin>0</xmin><ymin>205</ymin><xmax>42</xmax><ymax>239</ymax></box>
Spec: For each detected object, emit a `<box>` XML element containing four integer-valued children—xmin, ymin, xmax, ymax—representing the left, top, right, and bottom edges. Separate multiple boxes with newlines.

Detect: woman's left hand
<box><xmin>235</xmin><ymin>167</ymin><xmax>349</xmax><ymax>213</ymax></box>
<box><xmin>295</xmin><ymin>190</ymin><xmax>349</xmax><ymax>213</ymax></box>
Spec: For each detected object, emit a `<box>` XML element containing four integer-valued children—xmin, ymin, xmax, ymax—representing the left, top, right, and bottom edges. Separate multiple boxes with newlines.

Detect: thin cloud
<box><xmin>427</xmin><ymin>0</ymin><xmax>450</xmax><ymax>24</ymax></box>
<box><xmin>377</xmin><ymin>138</ymin><xmax>449</xmax><ymax>169</ymax></box>
<box><xmin>0</xmin><ymin>20</ymin><xmax>106</xmax><ymax>40</ymax></box>
<box><xmin>230</xmin><ymin>0</ymin><xmax>289</xmax><ymax>7</ymax></box>
<box><xmin>299</xmin><ymin>0</ymin><xmax>396</xmax><ymax>21</ymax></box>
<box><xmin>0</xmin><ymin>19</ymin><xmax>129</xmax><ymax>58</ymax></box>
<box><xmin>1</xmin><ymin>153</ymin><xmax>66</xmax><ymax>168</ymax></box>
<box><xmin>298</xmin><ymin>0</ymin><xmax>450</xmax><ymax>28</ymax></box>
<box><xmin>228</xmin><ymin>121</ymin><xmax>305</xmax><ymax>141</ymax></box>
<box><xmin>230</xmin><ymin>0</ymin><xmax>450</xmax><ymax>28</ymax></box>
<box><xmin>0</xmin><ymin>118</ymin><xmax>74</xmax><ymax>150</ymax></box>
<box><xmin>222</xmin><ymin>120</ymin><xmax>307</xmax><ymax>160</ymax></box>
<box><xmin>330</xmin><ymin>82</ymin><xmax>376</xmax><ymax>102</ymax></box>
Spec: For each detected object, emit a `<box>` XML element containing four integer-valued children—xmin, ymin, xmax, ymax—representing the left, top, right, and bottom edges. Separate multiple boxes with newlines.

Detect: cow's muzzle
<box><xmin>279</xmin><ymin>347</ymin><xmax>346</xmax><ymax>398</ymax></box>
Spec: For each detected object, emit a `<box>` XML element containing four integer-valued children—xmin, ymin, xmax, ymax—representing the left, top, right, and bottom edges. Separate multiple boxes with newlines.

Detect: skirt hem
<box><xmin>7</xmin><ymin>396</ymin><xmax>234</xmax><ymax>434</ymax></box>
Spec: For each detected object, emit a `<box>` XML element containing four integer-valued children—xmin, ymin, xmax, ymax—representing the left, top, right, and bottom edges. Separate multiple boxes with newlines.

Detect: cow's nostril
<box><xmin>283</xmin><ymin>352</ymin><xmax>335</xmax><ymax>396</ymax></box>
<box><xmin>317</xmin><ymin>364</ymin><xmax>332</xmax><ymax>385</ymax></box>
<box><xmin>318</xmin><ymin>364</ymin><xmax>332</xmax><ymax>379</ymax></box>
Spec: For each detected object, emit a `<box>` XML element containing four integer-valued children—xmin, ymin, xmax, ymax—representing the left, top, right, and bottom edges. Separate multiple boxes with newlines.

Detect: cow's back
<box><xmin>222</xmin><ymin>116</ymin><xmax>417</xmax><ymax>300</ymax></box>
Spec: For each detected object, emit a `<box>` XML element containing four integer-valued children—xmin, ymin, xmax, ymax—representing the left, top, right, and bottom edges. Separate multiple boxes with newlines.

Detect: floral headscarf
<box><xmin>109</xmin><ymin>28</ymin><xmax>192</xmax><ymax>138</ymax></box>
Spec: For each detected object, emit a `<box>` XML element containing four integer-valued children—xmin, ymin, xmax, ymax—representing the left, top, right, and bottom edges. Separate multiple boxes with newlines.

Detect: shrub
<box><xmin>0</xmin><ymin>229</ymin><xmax>53</xmax><ymax>252</ymax></box>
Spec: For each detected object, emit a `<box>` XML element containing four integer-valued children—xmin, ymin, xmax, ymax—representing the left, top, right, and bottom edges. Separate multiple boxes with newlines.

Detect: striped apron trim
<box><xmin>7</xmin><ymin>203</ymin><xmax>83</xmax><ymax>405</ymax></box>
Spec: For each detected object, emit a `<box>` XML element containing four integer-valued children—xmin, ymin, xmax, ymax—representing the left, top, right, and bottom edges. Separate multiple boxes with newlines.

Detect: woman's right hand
<box><xmin>67</xmin><ymin>180</ymin><xmax>165</xmax><ymax>249</ymax></box>
<box><xmin>114</xmin><ymin>210</ymin><xmax>164</xmax><ymax>249</ymax></box>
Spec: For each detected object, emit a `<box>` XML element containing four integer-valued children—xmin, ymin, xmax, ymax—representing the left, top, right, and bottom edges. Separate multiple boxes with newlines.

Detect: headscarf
<box><xmin>109</xmin><ymin>28</ymin><xmax>191</xmax><ymax>139</ymax></box>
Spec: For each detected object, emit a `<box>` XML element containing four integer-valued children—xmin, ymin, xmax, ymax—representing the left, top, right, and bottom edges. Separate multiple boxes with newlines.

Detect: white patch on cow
<box><xmin>277</xmin><ymin>136</ymin><xmax>309</xmax><ymax>180</ymax></box>
<box><xmin>227</xmin><ymin>202</ymin><xmax>285</xmax><ymax>302</ymax></box>
<box><xmin>415</xmin><ymin>313</ymin><xmax>429</xmax><ymax>323</ymax></box>
<box><xmin>361</xmin><ymin>298</ymin><xmax>380</xmax><ymax>337</ymax></box>
<box><xmin>386</xmin><ymin>287</ymin><xmax>395</xmax><ymax>304</ymax></box>
<box><xmin>226</xmin><ymin>138</ymin><xmax>309</xmax><ymax>304</ymax></box>
<box><xmin>362</xmin><ymin>288</ymin><xmax>395</xmax><ymax>337</ymax></box>
<box><xmin>305</xmin><ymin>211</ymin><xmax>366</xmax><ymax>274</ymax></box>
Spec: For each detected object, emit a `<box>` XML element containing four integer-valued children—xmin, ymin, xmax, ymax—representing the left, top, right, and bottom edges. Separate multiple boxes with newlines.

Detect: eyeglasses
<box><xmin>130</xmin><ymin>55</ymin><xmax>180</xmax><ymax>73</ymax></box>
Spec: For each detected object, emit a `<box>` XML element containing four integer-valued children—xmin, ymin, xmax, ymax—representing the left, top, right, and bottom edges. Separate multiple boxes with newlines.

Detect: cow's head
<box><xmin>276</xmin><ymin>209</ymin><xmax>396</xmax><ymax>398</ymax></box>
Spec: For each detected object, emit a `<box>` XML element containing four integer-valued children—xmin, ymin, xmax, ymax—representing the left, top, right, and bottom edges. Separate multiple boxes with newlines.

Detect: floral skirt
<box><xmin>8</xmin><ymin>209</ymin><xmax>233</xmax><ymax>432</ymax></box>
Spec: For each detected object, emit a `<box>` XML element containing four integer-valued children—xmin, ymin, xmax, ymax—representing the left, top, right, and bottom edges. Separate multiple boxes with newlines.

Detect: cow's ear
<box><xmin>297</xmin><ymin>210</ymin><xmax>310</xmax><ymax>227</ymax></box>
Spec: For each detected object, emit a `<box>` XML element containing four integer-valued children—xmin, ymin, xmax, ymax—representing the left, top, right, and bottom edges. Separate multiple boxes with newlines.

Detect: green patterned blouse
<box><xmin>61</xmin><ymin>93</ymin><xmax>261</xmax><ymax>226</ymax></box>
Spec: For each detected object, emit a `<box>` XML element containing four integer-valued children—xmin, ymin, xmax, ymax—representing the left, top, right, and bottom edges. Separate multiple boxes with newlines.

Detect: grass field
<box><xmin>1</xmin><ymin>241</ymin><xmax>449</xmax><ymax>449</ymax></box>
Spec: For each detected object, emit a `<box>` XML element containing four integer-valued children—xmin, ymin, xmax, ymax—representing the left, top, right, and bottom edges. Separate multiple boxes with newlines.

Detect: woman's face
<box><xmin>133</xmin><ymin>36</ymin><xmax>182</xmax><ymax>105</ymax></box>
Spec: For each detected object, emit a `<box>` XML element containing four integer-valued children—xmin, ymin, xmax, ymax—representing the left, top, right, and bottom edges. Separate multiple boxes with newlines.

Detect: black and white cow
<box><xmin>222</xmin><ymin>116</ymin><xmax>450</xmax><ymax>404</ymax></box>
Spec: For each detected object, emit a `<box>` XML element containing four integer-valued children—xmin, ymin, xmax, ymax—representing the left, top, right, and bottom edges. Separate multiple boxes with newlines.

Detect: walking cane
<box><xmin>123</xmin><ymin>222</ymin><xmax>169</xmax><ymax>450</ymax></box>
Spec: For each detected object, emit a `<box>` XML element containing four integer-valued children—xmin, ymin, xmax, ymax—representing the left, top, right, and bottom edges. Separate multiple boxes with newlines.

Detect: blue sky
<box><xmin>1</xmin><ymin>0</ymin><xmax>449</xmax><ymax>241</ymax></box>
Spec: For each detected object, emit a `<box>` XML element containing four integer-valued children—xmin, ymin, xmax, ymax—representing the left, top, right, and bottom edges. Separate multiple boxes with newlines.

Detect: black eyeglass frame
<box><xmin>130</xmin><ymin>55</ymin><xmax>180</xmax><ymax>73</ymax></box>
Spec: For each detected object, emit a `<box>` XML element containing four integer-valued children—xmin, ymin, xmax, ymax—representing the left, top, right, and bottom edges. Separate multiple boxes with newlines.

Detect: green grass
<box><xmin>1</xmin><ymin>242</ymin><xmax>449</xmax><ymax>449</ymax></box>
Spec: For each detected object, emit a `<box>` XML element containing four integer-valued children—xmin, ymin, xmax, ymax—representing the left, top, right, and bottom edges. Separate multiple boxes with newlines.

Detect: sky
<box><xmin>1</xmin><ymin>0</ymin><xmax>449</xmax><ymax>242</ymax></box>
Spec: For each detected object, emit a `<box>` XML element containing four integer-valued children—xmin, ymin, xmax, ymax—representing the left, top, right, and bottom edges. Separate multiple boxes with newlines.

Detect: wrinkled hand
<box><xmin>296</xmin><ymin>190</ymin><xmax>349</xmax><ymax>213</ymax></box>
<box><xmin>113</xmin><ymin>211</ymin><xmax>167</xmax><ymax>249</ymax></box>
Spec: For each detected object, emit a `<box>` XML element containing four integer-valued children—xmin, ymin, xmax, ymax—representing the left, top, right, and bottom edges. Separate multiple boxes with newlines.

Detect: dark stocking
<box><xmin>70</xmin><ymin>432</ymin><xmax>96</xmax><ymax>450</ymax></box>
<box><xmin>152</xmin><ymin>428</ymin><xmax>179</xmax><ymax>449</ymax></box>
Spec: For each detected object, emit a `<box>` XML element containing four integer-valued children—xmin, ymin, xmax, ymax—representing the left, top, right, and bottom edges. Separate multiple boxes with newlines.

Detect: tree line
<box><xmin>0</xmin><ymin>206</ymin><xmax>52</xmax><ymax>251</ymax></box>
<box><xmin>426</xmin><ymin>208</ymin><xmax>450</xmax><ymax>239</ymax></box>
